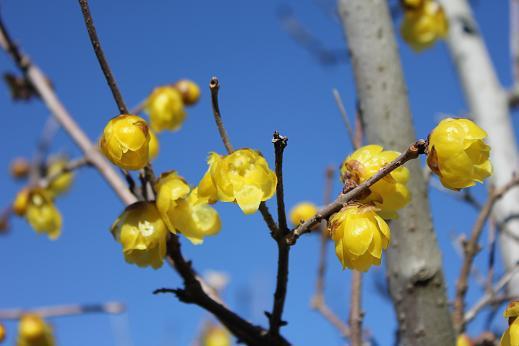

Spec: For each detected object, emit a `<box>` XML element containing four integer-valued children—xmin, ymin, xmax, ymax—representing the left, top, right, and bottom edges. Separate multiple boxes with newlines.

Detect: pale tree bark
<box><xmin>440</xmin><ymin>0</ymin><xmax>519</xmax><ymax>293</ymax></box>
<box><xmin>337</xmin><ymin>1</ymin><xmax>456</xmax><ymax>345</ymax></box>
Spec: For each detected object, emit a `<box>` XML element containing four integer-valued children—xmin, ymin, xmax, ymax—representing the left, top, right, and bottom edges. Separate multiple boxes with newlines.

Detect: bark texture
<box><xmin>338</xmin><ymin>1</ymin><xmax>456</xmax><ymax>345</ymax></box>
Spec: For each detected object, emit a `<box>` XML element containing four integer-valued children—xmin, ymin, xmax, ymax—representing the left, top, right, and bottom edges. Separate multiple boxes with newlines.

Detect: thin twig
<box><xmin>77</xmin><ymin>0</ymin><xmax>128</xmax><ymax>114</ymax></box>
<box><xmin>486</xmin><ymin>217</ymin><xmax>498</xmax><ymax>294</ymax></box>
<box><xmin>209</xmin><ymin>77</ymin><xmax>234</xmax><ymax>154</ymax></box>
<box><xmin>332</xmin><ymin>88</ymin><xmax>356</xmax><ymax>149</ymax></box>
<box><xmin>31</xmin><ymin>116</ymin><xmax>60</xmax><ymax>184</ymax></box>
<box><xmin>454</xmin><ymin>175</ymin><xmax>519</xmax><ymax>333</ymax></box>
<box><xmin>464</xmin><ymin>262</ymin><xmax>519</xmax><ymax>324</ymax></box>
<box><xmin>0</xmin><ymin>302</ymin><xmax>125</xmax><ymax>320</ymax></box>
<box><xmin>511</xmin><ymin>0</ymin><xmax>519</xmax><ymax>89</ymax></box>
<box><xmin>286</xmin><ymin>140</ymin><xmax>427</xmax><ymax>245</ymax></box>
<box><xmin>130</xmin><ymin>99</ymin><xmax>147</xmax><ymax>115</ymax></box>
<box><xmin>349</xmin><ymin>270</ymin><xmax>363</xmax><ymax>346</ymax></box>
<box><xmin>267</xmin><ymin>132</ymin><xmax>290</xmax><ymax>337</ymax></box>
<box><xmin>156</xmin><ymin>235</ymin><xmax>289</xmax><ymax>346</ymax></box>
<box><xmin>39</xmin><ymin>156</ymin><xmax>90</xmax><ymax>189</ymax></box>
<box><xmin>0</xmin><ymin>13</ymin><xmax>136</xmax><ymax>205</ymax></box>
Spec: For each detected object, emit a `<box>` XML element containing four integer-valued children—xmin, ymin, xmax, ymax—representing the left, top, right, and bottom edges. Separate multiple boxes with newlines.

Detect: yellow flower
<box><xmin>156</xmin><ymin>172</ymin><xmax>221</xmax><ymax>244</ymax></box>
<box><xmin>17</xmin><ymin>314</ymin><xmax>55</xmax><ymax>346</ymax></box>
<box><xmin>111</xmin><ymin>202</ymin><xmax>168</xmax><ymax>269</ymax></box>
<box><xmin>290</xmin><ymin>202</ymin><xmax>318</xmax><ymax>226</ymax></box>
<box><xmin>401</xmin><ymin>0</ymin><xmax>448</xmax><ymax>51</ymax></box>
<box><xmin>197</xmin><ymin>149</ymin><xmax>277</xmax><ymax>214</ymax></box>
<box><xmin>10</xmin><ymin>157</ymin><xmax>31</xmax><ymax>180</ymax></box>
<box><xmin>0</xmin><ymin>322</ymin><xmax>5</xmax><ymax>343</ymax></box>
<box><xmin>427</xmin><ymin>118</ymin><xmax>492</xmax><ymax>190</ymax></box>
<box><xmin>148</xmin><ymin>130</ymin><xmax>160</xmax><ymax>161</ymax></box>
<box><xmin>501</xmin><ymin>301</ymin><xmax>519</xmax><ymax>346</ymax></box>
<box><xmin>457</xmin><ymin>334</ymin><xmax>472</xmax><ymax>346</ymax></box>
<box><xmin>174</xmin><ymin>79</ymin><xmax>201</xmax><ymax>106</ymax></box>
<box><xmin>146</xmin><ymin>86</ymin><xmax>186</xmax><ymax>132</ymax></box>
<box><xmin>341</xmin><ymin>145</ymin><xmax>410</xmax><ymax>219</ymax></box>
<box><xmin>46</xmin><ymin>157</ymin><xmax>74</xmax><ymax>197</ymax></box>
<box><xmin>100</xmin><ymin>114</ymin><xmax>150</xmax><ymax>170</ymax></box>
<box><xmin>330</xmin><ymin>205</ymin><xmax>391</xmax><ymax>271</ymax></box>
<box><xmin>16</xmin><ymin>188</ymin><xmax>62</xmax><ymax>240</ymax></box>
<box><xmin>202</xmin><ymin>325</ymin><xmax>231</xmax><ymax>346</ymax></box>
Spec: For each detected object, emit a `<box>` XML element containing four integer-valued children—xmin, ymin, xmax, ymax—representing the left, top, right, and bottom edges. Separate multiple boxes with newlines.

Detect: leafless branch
<box><xmin>332</xmin><ymin>89</ymin><xmax>356</xmax><ymax>149</ymax></box>
<box><xmin>286</xmin><ymin>140</ymin><xmax>427</xmax><ymax>245</ymax></box>
<box><xmin>464</xmin><ymin>262</ymin><xmax>519</xmax><ymax>324</ymax></box>
<box><xmin>0</xmin><ymin>302</ymin><xmax>125</xmax><ymax>320</ymax></box>
<box><xmin>454</xmin><ymin>175</ymin><xmax>519</xmax><ymax>333</ymax></box>
<box><xmin>349</xmin><ymin>270</ymin><xmax>363</xmax><ymax>346</ymax></box>
<box><xmin>77</xmin><ymin>0</ymin><xmax>128</xmax><ymax>114</ymax></box>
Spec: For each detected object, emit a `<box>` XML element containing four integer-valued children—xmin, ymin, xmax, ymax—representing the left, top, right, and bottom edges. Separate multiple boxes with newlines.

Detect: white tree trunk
<box><xmin>440</xmin><ymin>0</ymin><xmax>519</xmax><ymax>292</ymax></box>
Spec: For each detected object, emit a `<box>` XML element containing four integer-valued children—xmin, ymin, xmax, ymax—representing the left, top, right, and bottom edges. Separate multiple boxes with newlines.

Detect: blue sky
<box><xmin>0</xmin><ymin>0</ymin><xmax>517</xmax><ymax>345</ymax></box>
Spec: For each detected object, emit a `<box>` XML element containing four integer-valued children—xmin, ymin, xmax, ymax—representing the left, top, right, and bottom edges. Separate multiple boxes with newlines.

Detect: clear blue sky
<box><xmin>0</xmin><ymin>0</ymin><xmax>517</xmax><ymax>345</ymax></box>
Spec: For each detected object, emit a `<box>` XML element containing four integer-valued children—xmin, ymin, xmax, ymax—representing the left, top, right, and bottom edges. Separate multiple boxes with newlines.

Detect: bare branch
<box><xmin>286</xmin><ymin>140</ymin><xmax>427</xmax><ymax>245</ymax></box>
<box><xmin>209</xmin><ymin>77</ymin><xmax>234</xmax><ymax>154</ymax></box>
<box><xmin>77</xmin><ymin>0</ymin><xmax>128</xmax><ymax>114</ymax></box>
<box><xmin>332</xmin><ymin>88</ymin><xmax>356</xmax><ymax>149</ymax></box>
<box><xmin>454</xmin><ymin>175</ymin><xmax>519</xmax><ymax>333</ymax></box>
<box><xmin>0</xmin><ymin>302</ymin><xmax>125</xmax><ymax>320</ymax></box>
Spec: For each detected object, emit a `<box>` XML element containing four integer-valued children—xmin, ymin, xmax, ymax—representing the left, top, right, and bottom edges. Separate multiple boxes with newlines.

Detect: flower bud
<box><xmin>330</xmin><ymin>205</ymin><xmax>390</xmax><ymax>271</ymax></box>
<box><xmin>0</xmin><ymin>322</ymin><xmax>5</xmax><ymax>343</ymax></box>
<box><xmin>197</xmin><ymin>149</ymin><xmax>277</xmax><ymax>214</ymax></box>
<box><xmin>401</xmin><ymin>0</ymin><xmax>448</xmax><ymax>51</ymax></box>
<box><xmin>427</xmin><ymin>118</ymin><xmax>492</xmax><ymax>190</ymax></box>
<box><xmin>24</xmin><ymin>188</ymin><xmax>62</xmax><ymax>240</ymax></box>
<box><xmin>111</xmin><ymin>202</ymin><xmax>168</xmax><ymax>269</ymax></box>
<box><xmin>174</xmin><ymin>79</ymin><xmax>201</xmax><ymax>106</ymax></box>
<box><xmin>10</xmin><ymin>157</ymin><xmax>31</xmax><ymax>180</ymax></box>
<box><xmin>100</xmin><ymin>114</ymin><xmax>150</xmax><ymax>170</ymax></box>
<box><xmin>456</xmin><ymin>335</ymin><xmax>472</xmax><ymax>346</ymax></box>
<box><xmin>13</xmin><ymin>188</ymin><xmax>31</xmax><ymax>216</ymax></box>
<box><xmin>341</xmin><ymin>145</ymin><xmax>410</xmax><ymax>219</ymax></box>
<box><xmin>148</xmin><ymin>130</ymin><xmax>160</xmax><ymax>161</ymax></box>
<box><xmin>146</xmin><ymin>86</ymin><xmax>186</xmax><ymax>132</ymax></box>
<box><xmin>289</xmin><ymin>202</ymin><xmax>318</xmax><ymax>226</ymax></box>
<box><xmin>17</xmin><ymin>314</ymin><xmax>55</xmax><ymax>346</ymax></box>
<box><xmin>46</xmin><ymin>157</ymin><xmax>74</xmax><ymax>197</ymax></box>
<box><xmin>202</xmin><ymin>325</ymin><xmax>231</xmax><ymax>346</ymax></box>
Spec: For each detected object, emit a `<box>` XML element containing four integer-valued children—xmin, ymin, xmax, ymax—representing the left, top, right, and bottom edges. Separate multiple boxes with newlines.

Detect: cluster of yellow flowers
<box><xmin>290</xmin><ymin>118</ymin><xmax>491</xmax><ymax>272</ymax></box>
<box><xmin>16</xmin><ymin>314</ymin><xmax>55</xmax><ymax>346</ymax></box>
<box><xmin>400</xmin><ymin>0</ymin><xmax>448</xmax><ymax>51</ymax></box>
<box><xmin>12</xmin><ymin>157</ymin><xmax>74</xmax><ymax>240</ymax></box>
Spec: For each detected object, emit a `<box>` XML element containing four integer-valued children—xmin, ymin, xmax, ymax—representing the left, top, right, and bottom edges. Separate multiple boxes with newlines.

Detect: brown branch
<box><xmin>332</xmin><ymin>88</ymin><xmax>356</xmax><ymax>149</ymax></box>
<box><xmin>0</xmin><ymin>13</ymin><xmax>136</xmax><ymax>205</ymax></box>
<box><xmin>209</xmin><ymin>77</ymin><xmax>234</xmax><ymax>154</ymax></box>
<box><xmin>156</xmin><ymin>235</ymin><xmax>289</xmax><ymax>346</ymax></box>
<box><xmin>511</xmin><ymin>0</ymin><xmax>519</xmax><ymax>90</ymax></box>
<box><xmin>286</xmin><ymin>140</ymin><xmax>427</xmax><ymax>245</ymax></box>
<box><xmin>349</xmin><ymin>271</ymin><xmax>363</xmax><ymax>346</ymax></box>
<box><xmin>464</xmin><ymin>262</ymin><xmax>519</xmax><ymax>324</ymax></box>
<box><xmin>77</xmin><ymin>0</ymin><xmax>128</xmax><ymax>114</ymax></box>
<box><xmin>267</xmin><ymin>133</ymin><xmax>290</xmax><ymax>337</ymax></box>
<box><xmin>454</xmin><ymin>175</ymin><xmax>519</xmax><ymax>333</ymax></box>
<box><xmin>0</xmin><ymin>302</ymin><xmax>125</xmax><ymax>320</ymax></box>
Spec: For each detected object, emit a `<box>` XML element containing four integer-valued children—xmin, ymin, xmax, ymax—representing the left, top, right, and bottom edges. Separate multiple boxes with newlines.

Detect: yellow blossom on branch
<box><xmin>111</xmin><ymin>202</ymin><xmax>168</xmax><ymax>269</ymax></box>
<box><xmin>330</xmin><ymin>205</ymin><xmax>390</xmax><ymax>272</ymax></box>
<box><xmin>156</xmin><ymin>172</ymin><xmax>221</xmax><ymax>244</ymax></box>
<box><xmin>202</xmin><ymin>325</ymin><xmax>231</xmax><ymax>346</ymax></box>
<box><xmin>146</xmin><ymin>86</ymin><xmax>186</xmax><ymax>132</ymax></box>
<box><xmin>17</xmin><ymin>314</ymin><xmax>55</xmax><ymax>346</ymax></box>
<box><xmin>174</xmin><ymin>79</ymin><xmax>201</xmax><ymax>106</ymax></box>
<box><xmin>401</xmin><ymin>0</ymin><xmax>448</xmax><ymax>51</ymax></box>
<box><xmin>341</xmin><ymin>145</ymin><xmax>410</xmax><ymax>219</ymax></box>
<box><xmin>46</xmin><ymin>157</ymin><xmax>75</xmax><ymax>197</ymax></box>
<box><xmin>99</xmin><ymin>114</ymin><xmax>150</xmax><ymax>170</ymax></box>
<box><xmin>197</xmin><ymin>149</ymin><xmax>277</xmax><ymax>214</ymax></box>
<box><xmin>501</xmin><ymin>301</ymin><xmax>519</xmax><ymax>346</ymax></box>
<box><xmin>289</xmin><ymin>202</ymin><xmax>318</xmax><ymax>226</ymax></box>
<box><xmin>427</xmin><ymin>118</ymin><xmax>492</xmax><ymax>190</ymax></box>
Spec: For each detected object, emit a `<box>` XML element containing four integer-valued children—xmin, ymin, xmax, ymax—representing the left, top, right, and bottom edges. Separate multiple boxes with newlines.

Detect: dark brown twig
<box><xmin>454</xmin><ymin>175</ymin><xmax>519</xmax><ymax>333</ymax></box>
<box><xmin>209</xmin><ymin>77</ymin><xmax>234</xmax><ymax>154</ymax></box>
<box><xmin>0</xmin><ymin>302</ymin><xmax>125</xmax><ymax>319</ymax></box>
<box><xmin>267</xmin><ymin>132</ymin><xmax>290</xmax><ymax>337</ymax></box>
<box><xmin>156</xmin><ymin>235</ymin><xmax>289</xmax><ymax>346</ymax></box>
<box><xmin>286</xmin><ymin>140</ymin><xmax>427</xmax><ymax>245</ymax></box>
<box><xmin>77</xmin><ymin>0</ymin><xmax>128</xmax><ymax>114</ymax></box>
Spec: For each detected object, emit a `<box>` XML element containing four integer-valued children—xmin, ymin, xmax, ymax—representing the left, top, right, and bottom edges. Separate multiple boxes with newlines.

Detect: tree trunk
<box><xmin>337</xmin><ymin>1</ymin><xmax>456</xmax><ymax>345</ymax></box>
<box><xmin>440</xmin><ymin>0</ymin><xmax>519</xmax><ymax>294</ymax></box>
